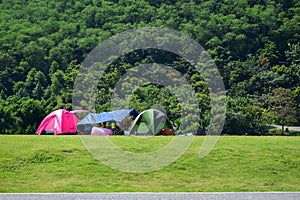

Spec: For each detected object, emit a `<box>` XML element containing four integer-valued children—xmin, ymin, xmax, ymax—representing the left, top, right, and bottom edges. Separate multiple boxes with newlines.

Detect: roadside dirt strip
<box><xmin>0</xmin><ymin>192</ymin><xmax>299</xmax><ymax>200</ymax></box>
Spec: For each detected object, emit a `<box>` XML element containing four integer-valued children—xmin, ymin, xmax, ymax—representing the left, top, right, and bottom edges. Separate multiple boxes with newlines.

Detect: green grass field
<box><xmin>0</xmin><ymin>135</ymin><xmax>299</xmax><ymax>192</ymax></box>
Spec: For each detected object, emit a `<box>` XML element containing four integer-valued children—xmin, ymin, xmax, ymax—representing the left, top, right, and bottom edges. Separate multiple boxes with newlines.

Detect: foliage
<box><xmin>223</xmin><ymin>97</ymin><xmax>268</xmax><ymax>135</ymax></box>
<box><xmin>267</xmin><ymin>128</ymin><xmax>300</xmax><ymax>136</ymax></box>
<box><xmin>267</xmin><ymin>87</ymin><xmax>297</xmax><ymax>131</ymax></box>
<box><xmin>0</xmin><ymin>0</ymin><xmax>299</xmax><ymax>134</ymax></box>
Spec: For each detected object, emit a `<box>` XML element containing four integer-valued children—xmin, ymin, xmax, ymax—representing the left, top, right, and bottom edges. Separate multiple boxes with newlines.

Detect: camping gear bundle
<box><xmin>36</xmin><ymin>109</ymin><xmax>174</xmax><ymax>136</ymax></box>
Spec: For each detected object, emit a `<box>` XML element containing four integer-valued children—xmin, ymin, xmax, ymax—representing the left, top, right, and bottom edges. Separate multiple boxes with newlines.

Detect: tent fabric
<box><xmin>91</xmin><ymin>127</ymin><xmax>113</xmax><ymax>136</ymax></box>
<box><xmin>70</xmin><ymin>110</ymin><xmax>90</xmax><ymax>114</ymax></box>
<box><xmin>77</xmin><ymin>109</ymin><xmax>138</xmax><ymax>125</ymax></box>
<box><xmin>36</xmin><ymin>109</ymin><xmax>79</xmax><ymax>135</ymax></box>
<box><xmin>129</xmin><ymin>109</ymin><xmax>173</xmax><ymax>135</ymax></box>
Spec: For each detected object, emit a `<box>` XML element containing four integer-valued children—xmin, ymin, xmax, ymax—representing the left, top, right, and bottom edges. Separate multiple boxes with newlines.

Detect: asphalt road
<box><xmin>0</xmin><ymin>192</ymin><xmax>299</xmax><ymax>200</ymax></box>
<box><xmin>270</xmin><ymin>125</ymin><xmax>300</xmax><ymax>132</ymax></box>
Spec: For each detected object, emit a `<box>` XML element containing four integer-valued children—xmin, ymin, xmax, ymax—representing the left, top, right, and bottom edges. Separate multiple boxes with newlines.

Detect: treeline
<box><xmin>0</xmin><ymin>0</ymin><xmax>299</xmax><ymax>134</ymax></box>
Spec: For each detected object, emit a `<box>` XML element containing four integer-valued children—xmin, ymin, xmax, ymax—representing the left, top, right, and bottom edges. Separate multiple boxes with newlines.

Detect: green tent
<box><xmin>129</xmin><ymin>109</ymin><xmax>173</xmax><ymax>135</ymax></box>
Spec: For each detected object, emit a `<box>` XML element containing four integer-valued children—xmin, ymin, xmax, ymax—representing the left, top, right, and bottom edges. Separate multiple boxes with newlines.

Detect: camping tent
<box><xmin>36</xmin><ymin>109</ymin><xmax>80</xmax><ymax>135</ymax></box>
<box><xmin>77</xmin><ymin>109</ymin><xmax>138</xmax><ymax>125</ymax></box>
<box><xmin>77</xmin><ymin>109</ymin><xmax>138</xmax><ymax>135</ymax></box>
<box><xmin>129</xmin><ymin>109</ymin><xmax>173</xmax><ymax>135</ymax></box>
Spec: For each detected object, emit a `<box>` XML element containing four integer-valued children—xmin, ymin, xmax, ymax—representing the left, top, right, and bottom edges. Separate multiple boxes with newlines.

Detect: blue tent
<box><xmin>77</xmin><ymin>109</ymin><xmax>138</xmax><ymax>125</ymax></box>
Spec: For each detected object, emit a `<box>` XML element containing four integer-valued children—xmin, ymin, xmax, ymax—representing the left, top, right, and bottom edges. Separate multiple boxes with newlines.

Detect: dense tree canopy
<box><xmin>0</xmin><ymin>0</ymin><xmax>299</xmax><ymax>134</ymax></box>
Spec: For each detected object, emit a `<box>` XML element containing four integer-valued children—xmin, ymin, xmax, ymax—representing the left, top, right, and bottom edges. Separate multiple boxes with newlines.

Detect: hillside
<box><xmin>0</xmin><ymin>0</ymin><xmax>299</xmax><ymax>134</ymax></box>
<box><xmin>0</xmin><ymin>135</ymin><xmax>299</xmax><ymax>192</ymax></box>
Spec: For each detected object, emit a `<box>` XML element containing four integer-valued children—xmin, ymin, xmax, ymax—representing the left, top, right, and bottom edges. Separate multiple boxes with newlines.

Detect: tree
<box><xmin>0</xmin><ymin>100</ymin><xmax>15</xmax><ymax>133</ymax></box>
<box><xmin>50</xmin><ymin>70</ymin><xmax>64</xmax><ymax>96</ymax></box>
<box><xmin>293</xmin><ymin>86</ymin><xmax>300</xmax><ymax>124</ymax></box>
<box><xmin>268</xmin><ymin>87</ymin><xmax>297</xmax><ymax>131</ymax></box>
<box><xmin>32</xmin><ymin>82</ymin><xmax>44</xmax><ymax>99</ymax></box>
<box><xmin>0</xmin><ymin>0</ymin><xmax>299</xmax><ymax>134</ymax></box>
<box><xmin>223</xmin><ymin>96</ymin><xmax>268</xmax><ymax>135</ymax></box>
<box><xmin>13</xmin><ymin>81</ymin><xmax>29</xmax><ymax>98</ymax></box>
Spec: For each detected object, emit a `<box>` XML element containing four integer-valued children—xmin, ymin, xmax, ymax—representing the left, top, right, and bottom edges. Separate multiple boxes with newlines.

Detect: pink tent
<box><xmin>36</xmin><ymin>109</ymin><xmax>79</xmax><ymax>135</ymax></box>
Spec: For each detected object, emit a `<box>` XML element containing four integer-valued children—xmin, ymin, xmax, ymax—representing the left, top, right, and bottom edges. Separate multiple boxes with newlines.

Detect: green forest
<box><xmin>0</xmin><ymin>0</ymin><xmax>299</xmax><ymax>135</ymax></box>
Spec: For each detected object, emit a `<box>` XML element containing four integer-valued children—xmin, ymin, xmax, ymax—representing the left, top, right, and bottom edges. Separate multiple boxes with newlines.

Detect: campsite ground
<box><xmin>0</xmin><ymin>135</ymin><xmax>299</xmax><ymax>192</ymax></box>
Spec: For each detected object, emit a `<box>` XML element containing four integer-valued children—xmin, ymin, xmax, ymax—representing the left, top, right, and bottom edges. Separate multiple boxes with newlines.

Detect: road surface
<box><xmin>270</xmin><ymin>125</ymin><xmax>300</xmax><ymax>132</ymax></box>
<box><xmin>0</xmin><ymin>192</ymin><xmax>299</xmax><ymax>200</ymax></box>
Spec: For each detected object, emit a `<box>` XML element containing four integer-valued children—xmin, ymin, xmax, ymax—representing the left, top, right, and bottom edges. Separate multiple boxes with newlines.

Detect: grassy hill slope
<box><xmin>0</xmin><ymin>135</ymin><xmax>299</xmax><ymax>192</ymax></box>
